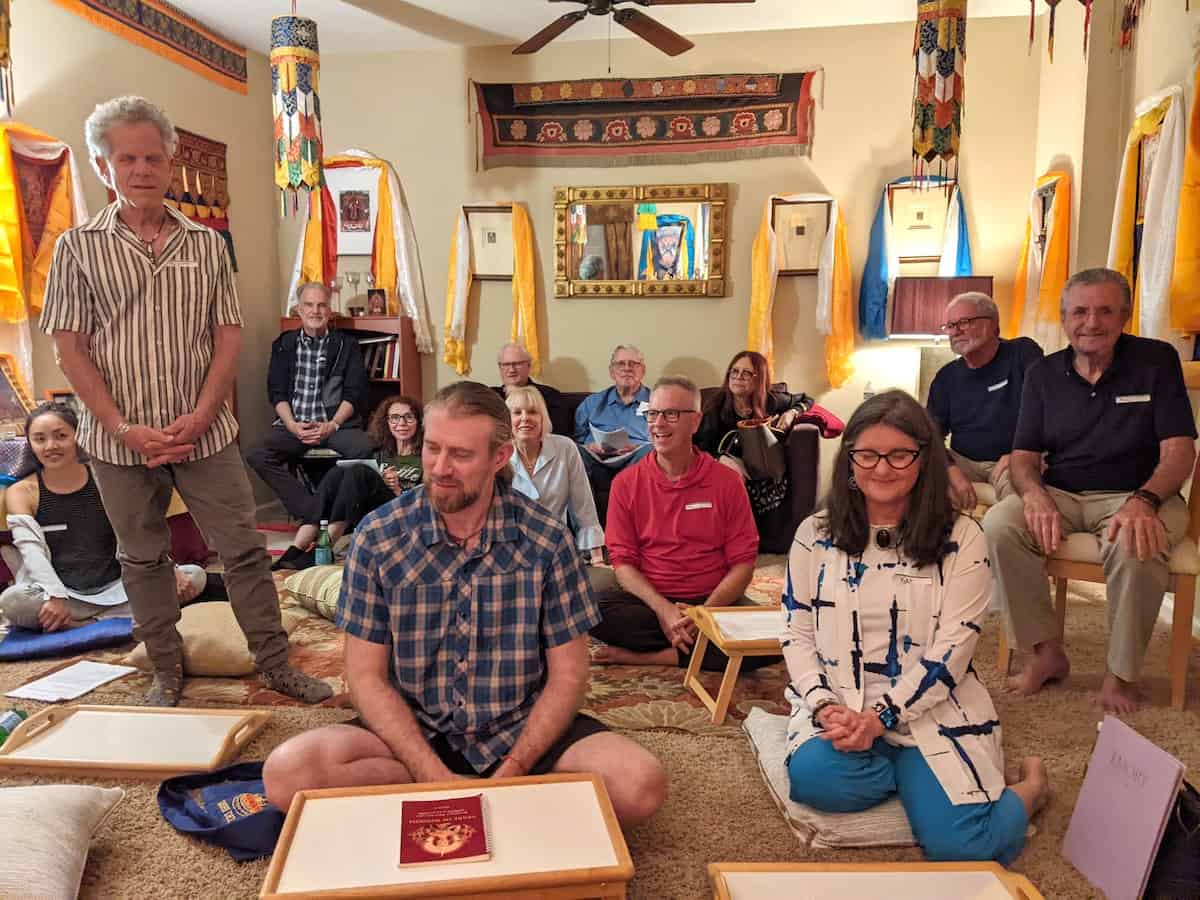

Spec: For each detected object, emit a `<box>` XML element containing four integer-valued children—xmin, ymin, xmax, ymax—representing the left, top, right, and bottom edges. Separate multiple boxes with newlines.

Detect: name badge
<box><xmin>1116</xmin><ymin>394</ymin><xmax>1151</xmax><ymax>404</ymax></box>
<box><xmin>636</xmin><ymin>401</ymin><xmax>649</xmax><ymax>417</ymax></box>
<box><xmin>42</xmin><ymin>523</ymin><xmax>67</xmax><ymax>533</ymax></box>
<box><xmin>987</xmin><ymin>379</ymin><xmax>1009</xmax><ymax>392</ymax></box>
<box><xmin>163</xmin><ymin>261</ymin><xmax>198</xmax><ymax>269</ymax></box>
<box><xmin>895</xmin><ymin>573</ymin><xmax>932</xmax><ymax>585</ymax></box>
<box><xmin>685</xmin><ymin>502</ymin><xmax>713</xmax><ymax>511</ymax></box>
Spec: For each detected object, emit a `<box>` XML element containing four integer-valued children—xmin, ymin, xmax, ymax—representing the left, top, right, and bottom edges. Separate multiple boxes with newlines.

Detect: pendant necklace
<box><xmin>138</xmin><ymin>216</ymin><xmax>168</xmax><ymax>259</ymax></box>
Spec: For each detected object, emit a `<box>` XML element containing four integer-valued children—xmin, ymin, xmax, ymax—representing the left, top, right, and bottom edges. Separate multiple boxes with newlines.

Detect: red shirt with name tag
<box><xmin>606</xmin><ymin>450</ymin><xmax>759</xmax><ymax>597</ymax></box>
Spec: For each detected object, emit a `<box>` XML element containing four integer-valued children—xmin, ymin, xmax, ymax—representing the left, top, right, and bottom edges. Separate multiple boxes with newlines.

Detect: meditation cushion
<box><xmin>280</xmin><ymin>565</ymin><xmax>343</xmax><ymax>622</ymax></box>
<box><xmin>0</xmin><ymin>617</ymin><xmax>135</xmax><ymax>661</ymax></box>
<box><xmin>125</xmin><ymin>602</ymin><xmax>298</xmax><ymax>676</ymax></box>
<box><xmin>741</xmin><ymin>706</ymin><xmax>916</xmax><ymax>850</ymax></box>
<box><xmin>0</xmin><ymin>784</ymin><xmax>125</xmax><ymax>899</ymax></box>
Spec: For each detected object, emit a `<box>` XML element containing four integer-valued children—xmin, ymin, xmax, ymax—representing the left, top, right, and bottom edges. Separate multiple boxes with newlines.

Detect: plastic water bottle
<box><xmin>0</xmin><ymin>708</ymin><xmax>27</xmax><ymax>748</ymax></box>
<box><xmin>314</xmin><ymin>520</ymin><xmax>333</xmax><ymax>567</ymax></box>
<box><xmin>862</xmin><ymin>381</ymin><xmax>876</xmax><ymax>401</ymax></box>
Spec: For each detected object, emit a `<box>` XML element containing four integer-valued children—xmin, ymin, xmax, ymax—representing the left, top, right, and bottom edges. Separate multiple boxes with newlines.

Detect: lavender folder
<box><xmin>1063</xmin><ymin>716</ymin><xmax>1185</xmax><ymax>900</ymax></box>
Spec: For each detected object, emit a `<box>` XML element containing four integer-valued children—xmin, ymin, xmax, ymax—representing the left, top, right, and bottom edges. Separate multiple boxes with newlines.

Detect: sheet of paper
<box><xmin>589</xmin><ymin>425</ymin><xmax>630</xmax><ymax>452</ymax></box>
<box><xmin>336</xmin><ymin>458</ymin><xmax>382</xmax><ymax>473</ymax></box>
<box><xmin>7</xmin><ymin>660</ymin><xmax>137</xmax><ymax>702</ymax></box>
<box><xmin>713</xmin><ymin>610</ymin><xmax>783</xmax><ymax>643</ymax></box>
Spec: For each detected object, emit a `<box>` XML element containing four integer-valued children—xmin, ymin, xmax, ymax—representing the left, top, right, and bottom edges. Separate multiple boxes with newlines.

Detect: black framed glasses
<box><xmin>848</xmin><ymin>447</ymin><xmax>923</xmax><ymax>470</ymax></box>
<box><xmin>940</xmin><ymin>315</ymin><xmax>991</xmax><ymax>333</ymax></box>
<box><xmin>387</xmin><ymin>414</ymin><xmax>417</xmax><ymax>424</ymax></box>
<box><xmin>644</xmin><ymin>408</ymin><xmax>696</xmax><ymax>423</ymax></box>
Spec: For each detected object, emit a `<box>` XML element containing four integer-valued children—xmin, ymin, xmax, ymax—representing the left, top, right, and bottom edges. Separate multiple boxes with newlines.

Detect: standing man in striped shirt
<box><xmin>41</xmin><ymin>96</ymin><xmax>332</xmax><ymax>707</ymax></box>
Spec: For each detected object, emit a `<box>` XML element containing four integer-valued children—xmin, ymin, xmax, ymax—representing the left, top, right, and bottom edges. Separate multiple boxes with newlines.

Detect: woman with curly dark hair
<box><xmin>273</xmin><ymin>395</ymin><xmax>423</xmax><ymax>570</ymax></box>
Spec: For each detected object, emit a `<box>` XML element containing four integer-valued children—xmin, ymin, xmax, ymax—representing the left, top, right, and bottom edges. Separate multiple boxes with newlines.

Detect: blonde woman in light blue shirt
<box><xmin>506</xmin><ymin>386</ymin><xmax>605</xmax><ymax>563</ymax></box>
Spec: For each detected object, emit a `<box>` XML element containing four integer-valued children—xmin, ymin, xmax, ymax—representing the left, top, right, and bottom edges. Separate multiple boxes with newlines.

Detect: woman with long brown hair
<box><xmin>273</xmin><ymin>394</ymin><xmax>423</xmax><ymax>570</ymax></box>
<box><xmin>782</xmin><ymin>390</ymin><xmax>1048</xmax><ymax>864</ymax></box>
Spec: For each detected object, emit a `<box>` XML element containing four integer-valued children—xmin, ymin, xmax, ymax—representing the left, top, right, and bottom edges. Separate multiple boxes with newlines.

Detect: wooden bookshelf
<box><xmin>279</xmin><ymin>315</ymin><xmax>423</xmax><ymax>403</ymax></box>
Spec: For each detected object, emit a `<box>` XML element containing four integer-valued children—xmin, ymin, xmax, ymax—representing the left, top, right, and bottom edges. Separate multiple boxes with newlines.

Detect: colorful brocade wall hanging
<box><xmin>913</xmin><ymin>0</ymin><xmax>966</xmax><ymax>178</ymax></box>
<box><xmin>473</xmin><ymin>72</ymin><xmax>819</xmax><ymax>170</ymax></box>
<box><xmin>48</xmin><ymin>0</ymin><xmax>247</xmax><ymax>94</ymax></box>
<box><xmin>270</xmin><ymin>14</ymin><xmax>323</xmax><ymax>214</ymax></box>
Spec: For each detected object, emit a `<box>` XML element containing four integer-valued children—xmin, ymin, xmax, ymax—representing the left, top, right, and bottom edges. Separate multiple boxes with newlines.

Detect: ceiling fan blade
<box><xmin>512</xmin><ymin>10</ymin><xmax>588</xmax><ymax>55</ymax></box>
<box><xmin>613</xmin><ymin>8</ymin><xmax>694</xmax><ymax>56</ymax></box>
<box><xmin>638</xmin><ymin>0</ymin><xmax>755</xmax><ymax>5</ymax></box>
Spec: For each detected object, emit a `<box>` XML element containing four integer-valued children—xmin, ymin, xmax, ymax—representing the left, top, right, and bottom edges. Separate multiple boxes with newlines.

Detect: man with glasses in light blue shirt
<box><xmin>574</xmin><ymin>344</ymin><xmax>653</xmax><ymax>520</ymax></box>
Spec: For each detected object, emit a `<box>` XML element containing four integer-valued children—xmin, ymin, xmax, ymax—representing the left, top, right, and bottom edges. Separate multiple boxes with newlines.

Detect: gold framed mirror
<box><xmin>554</xmin><ymin>183</ymin><xmax>727</xmax><ymax>297</ymax></box>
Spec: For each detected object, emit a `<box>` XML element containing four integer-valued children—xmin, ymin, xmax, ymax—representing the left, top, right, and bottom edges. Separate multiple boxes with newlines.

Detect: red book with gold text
<box><xmin>398</xmin><ymin>793</ymin><xmax>491</xmax><ymax>867</ymax></box>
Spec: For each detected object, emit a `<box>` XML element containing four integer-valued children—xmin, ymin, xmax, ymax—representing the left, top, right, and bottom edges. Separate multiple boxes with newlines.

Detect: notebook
<box><xmin>1062</xmin><ymin>715</ymin><xmax>1185</xmax><ymax>900</ymax></box>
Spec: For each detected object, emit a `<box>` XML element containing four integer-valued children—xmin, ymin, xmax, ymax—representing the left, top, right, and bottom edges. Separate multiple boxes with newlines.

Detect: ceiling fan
<box><xmin>513</xmin><ymin>0</ymin><xmax>756</xmax><ymax>57</ymax></box>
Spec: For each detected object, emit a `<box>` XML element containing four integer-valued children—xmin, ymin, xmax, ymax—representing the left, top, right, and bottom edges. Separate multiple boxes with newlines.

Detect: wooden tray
<box><xmin>0</xmin><ymin>704</ymin><xmax>270</xmax><ymax>779</ymax></box>
<box><xmin>709</xmin><ymin>862</ymin><xmax>1044</xmax><ymax>900</ymax></box>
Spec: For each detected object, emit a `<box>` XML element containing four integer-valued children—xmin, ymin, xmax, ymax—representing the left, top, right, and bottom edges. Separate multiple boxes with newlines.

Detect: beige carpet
<box><xmin>0</xmin><ymin>581</ymin><xmax>1198</xmax><ymax>898</ymax></box>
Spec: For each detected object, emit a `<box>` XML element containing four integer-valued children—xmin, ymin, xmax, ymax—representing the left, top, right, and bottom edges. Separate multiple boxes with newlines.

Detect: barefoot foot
<box><xmin>1092</xmin><ymin>671</ymin><xmax>1141</xmax><ymax>715</ymax></box>
<box><xmin>1004</xmin><ymin>645</ymin><xmax>1070</xmax><ymax>696</ymax></box>
<box><xmin>592</xmin><ymin>644</ymin><xmax>642</xmax><ymax>665</ymax></box>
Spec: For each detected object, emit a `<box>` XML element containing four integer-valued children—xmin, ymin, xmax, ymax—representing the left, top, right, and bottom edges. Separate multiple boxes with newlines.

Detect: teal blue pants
<box><xmin>787</xmin><ymin>737</ymin><xmax>1028</xmax><ymax>866</ymax></box>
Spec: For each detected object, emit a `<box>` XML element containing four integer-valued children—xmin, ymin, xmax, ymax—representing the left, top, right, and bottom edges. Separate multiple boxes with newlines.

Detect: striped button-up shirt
<box><xmin>289</xmin><ymin>330</ymin><xmax>329</xmax><ymax>422</ymax></box>
<box><xmin>336</xmin><ymin>481</ymin><xmax>601</xmax><ymax>772</ymax></box>
<box><xmin>40</xmin><ymin>203</ymin><xmax>242</xmax><ymax>466</ymax></box>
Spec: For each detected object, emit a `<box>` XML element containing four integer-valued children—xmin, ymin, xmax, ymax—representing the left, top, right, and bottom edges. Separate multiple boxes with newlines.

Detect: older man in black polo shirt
<box><xmin>491</xmin><ymin>342</ymin><xmax>570</xmax><ymax>436</ymax></box>
<box><xmin>928</xmin><ymin>291</ymin><xmax>1043</xmax><ymax>509</ymax></box>
<box><xmin>984</xmin><ymin>268</ymin><xmax>1196</xmax><ymax>714</ymax></box>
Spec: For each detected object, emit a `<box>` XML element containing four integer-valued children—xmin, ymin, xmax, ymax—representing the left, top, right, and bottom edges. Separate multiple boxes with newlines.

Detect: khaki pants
<box><xmin>950</xmin><ymin>450</ymin><xmax>1014</xmax><ymax>502</ymax></box>
<box><xmin>982</xmin><ymin>488</ymin><xmax>1189</xmax><ymax>682</ymax></box>
<box><xmin>92</xmin><ymin>442</ymin><xmax>289</xmax><ymax>673</ymax></box>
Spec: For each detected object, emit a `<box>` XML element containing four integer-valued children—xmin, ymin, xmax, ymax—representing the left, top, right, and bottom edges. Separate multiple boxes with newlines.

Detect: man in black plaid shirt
<box><xmin>263</xmin><ymin>382</ymin><xmax>665</xmax><ymax>825</ymax></box>
<box><xmin>247</xmin><ymin>283</ymin><xmax>374</xmax><ymax>519</ymax></box>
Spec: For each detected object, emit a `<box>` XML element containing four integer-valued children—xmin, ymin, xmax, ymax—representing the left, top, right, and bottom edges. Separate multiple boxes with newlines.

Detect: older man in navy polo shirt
<box><xmin>983</xmin><ymin>268</ymin><xmax>1196</xmax><ymax>714</ymax></box>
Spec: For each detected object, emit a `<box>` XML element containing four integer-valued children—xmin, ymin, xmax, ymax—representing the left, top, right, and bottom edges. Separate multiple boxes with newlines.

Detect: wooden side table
<box><xmin>260</xmin><ymin>773</ymin><xmax>634</xmax><ymax>899</ymax></box>
<box><xmin>682</xmin><ymin>605</ymin><xmax>783</xmax><ymax>725</ymax></box>
<box><xmin>708</xmin><ymin>862</ymin><xmax>1044</xmax><ymax>899</ymax></box>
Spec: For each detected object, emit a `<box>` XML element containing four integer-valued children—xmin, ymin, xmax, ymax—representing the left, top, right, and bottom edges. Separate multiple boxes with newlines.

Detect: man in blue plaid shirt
<box><xmin>264</xmin><ymin>382</ymin><xmax>666</xmax><ymax>825</ymax></box>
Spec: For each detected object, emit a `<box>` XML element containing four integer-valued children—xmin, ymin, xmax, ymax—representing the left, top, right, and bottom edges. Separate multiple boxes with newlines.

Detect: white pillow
<box><xmin>125</xmin><ymin>601</ymin><xmax>299</xmax><ymax>676</ymax></box>
<box><xmin>0</xmin><ymin>784</ymin><xmax>125</xmax><ymax>899</ymax></box>
<box><xmin>742</xmin><ymin>706</ymin><xmax>916</xmax><ymax>849</ymax></box>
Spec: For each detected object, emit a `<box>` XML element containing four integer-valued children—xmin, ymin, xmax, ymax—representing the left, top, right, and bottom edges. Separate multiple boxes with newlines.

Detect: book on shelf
<box><xmin>356</xmin><ymin>334</ymin><xmax>395</xmax><ymax>346</ymax></box>
<box><xmin>398</xmin><ymin>793</ymin><xmax>490</xmax><ymax>867</ymax></box>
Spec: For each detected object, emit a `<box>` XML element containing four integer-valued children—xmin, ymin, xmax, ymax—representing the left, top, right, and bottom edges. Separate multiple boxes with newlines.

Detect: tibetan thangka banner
<box><xmin>49</xmin><ymin>0</ymin><xmax>248</xmax><ymax>94</ymax></box>
<box><xmin>475</xmin><ymin>72</ymin><xmax>818</xmax><ymax>169</ymax></box>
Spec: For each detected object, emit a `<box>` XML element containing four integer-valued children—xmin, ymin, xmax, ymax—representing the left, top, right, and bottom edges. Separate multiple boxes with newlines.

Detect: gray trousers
<box><xmin>983</xmin><ymin>488</ymin><xmax>1189</xmax><ymax>681</ymax></box>
<box><xmin>91</xmin><ymin>442</ymin><xmax>289</xmax><ymax>673</ymax></box>
<box><xmin>0</xmin><ymin>583</ymin><xmax>129</xmax><ymax>630</ymax></box>
<box><xmin>950</xmin><ymin>450</ymin><xmax>1014</xmax><ymax>502</ymax></box>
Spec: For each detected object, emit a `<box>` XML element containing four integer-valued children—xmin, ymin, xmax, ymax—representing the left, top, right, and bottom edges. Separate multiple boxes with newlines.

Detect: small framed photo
<box><xmin>366</xmin><ymin>288</ymin><xmax>387</xmax><ymax>315</ymax></box>
<box><xmin>464</xmin><ymin>205</ymin><xmax>514</xmax><ymax>280</ymax></box>
<box><xmin>43</xmin><ymin>388</ymin><xmax>80</xmax><ymax>415</ymax></box>
<box><xmin>886</xmin><ymin>180</ymin><xmax>955</xmax><ymax>263</ymax></box>
<box><xmin>771</xmin><ymin>198</ymin><xmax>831</xmax><ymax>276</ymax></box>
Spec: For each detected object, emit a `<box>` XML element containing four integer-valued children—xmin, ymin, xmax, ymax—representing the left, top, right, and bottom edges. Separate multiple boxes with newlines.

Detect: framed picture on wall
<box><xmin>464</xmin><ymin>205</ymin><xmax>514</xmax><ymax>280</ymax></box>
<box><xmin>886</xmin><ymin>180</ymin><xmax>954</xmax><ymax>263</ymax></box>
<box><xmin>771</xmin><ymin>197</ymin><xmax>831</xmax><ymax>276</ymax></box>
<box><xmin>43</xmin><ymin>388</ymin><xmax>80</xmax><ymax>417</ymax></box>
<box><xmin>326</xmin><ymin>166</ymin><xmax>380</xmax><ymax>256</ymax></box>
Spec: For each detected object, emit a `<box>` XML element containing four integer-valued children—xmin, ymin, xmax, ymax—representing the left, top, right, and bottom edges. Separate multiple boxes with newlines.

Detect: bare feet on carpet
<box><xmin>592</xmin><ymin>644</ymin><xmax>677</xmax><ymax>666</ymax></box>
<box><xmin>1004</xmin><ymin>643</ymin><xmax>1070</xmax><ymax>696</ymax></box>
<box><xmin>1006</xmin><ymin>756</ymin><xmax>1051</xmax><ymax>819</ymax></box>
<box><xmin>1092</xmin><ymin>671</ymin><xmax>1141</xmax><ymax>715</ymax></box>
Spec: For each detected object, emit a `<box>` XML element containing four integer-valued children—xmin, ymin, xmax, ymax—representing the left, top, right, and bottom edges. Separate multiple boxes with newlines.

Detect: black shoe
<box><xmin>271</xmin><ymin>546</ymin><xmax>314</xmax><ymax>571</ymax></box>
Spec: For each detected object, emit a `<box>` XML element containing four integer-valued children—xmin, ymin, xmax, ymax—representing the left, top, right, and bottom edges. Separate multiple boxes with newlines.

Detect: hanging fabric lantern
<box><xmin>0</xmin><ymin>0</ymin><xmax>14</xmax><ymax>119</ymax></box>
<box><xmin>270</xmin><ymin>12</ymin><xmax>323</xmax><ymax>214</ymax></box>
<box><xmin>913</xmin><ymin>0</ymin><xmax>967</xmax><ymax>180</ymax></box>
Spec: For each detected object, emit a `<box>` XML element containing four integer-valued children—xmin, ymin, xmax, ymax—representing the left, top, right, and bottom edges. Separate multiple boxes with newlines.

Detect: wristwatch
<box><xmin>873</xmin><ymin>694</ymin><xmax>900</xmax><ymax>731</ymax></box>
<box><xmin>810</xmin><ymin>698</ymin><xmax>838</xmax><ymax>728</ymax></box>
<box><xmin>1131</xmin><ymin>488</ymin><xmax>1162</xmax><ymax>511</ymax></box>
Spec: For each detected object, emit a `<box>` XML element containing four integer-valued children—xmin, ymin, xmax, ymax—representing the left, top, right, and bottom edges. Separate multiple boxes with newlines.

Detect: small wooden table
<box><xmin>682</xmin><ymin>605</ymin><xmax>783</xmax><ymax>725</ymax></box>
<box><xmin>260</xmin><ymin>773</ymin><xmax>634</xmax><ymax>899</ymax></box>
<box><xmin>708</xmin><ymin>862</ymin><xmax>1045</xmax><ymax>899</ymax></box>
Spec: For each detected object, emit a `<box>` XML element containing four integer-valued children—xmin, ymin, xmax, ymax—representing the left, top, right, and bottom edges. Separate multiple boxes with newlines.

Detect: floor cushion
<box><xmin>742</xmin><ymin>706</ymin><xmax>917</xmax><ymax>850</ymax></box>
<box><xmin>280</xmin><ymin>565</ymin><xmax>343</xmax><ymax>622</ymax></box>
<box><xmin>0</xmin><ymin>784</ymin><xmax>125</xmax><ymax>899</ymax></box>
<box><xmin>0</xmin><ymin>616</ymin><xmax>134</xmax><ymax>661</ymax></box>
<box><xmin>125</xmin><ymin>602</ymin><xmax>298</xmax><ymax>676</ymax></box>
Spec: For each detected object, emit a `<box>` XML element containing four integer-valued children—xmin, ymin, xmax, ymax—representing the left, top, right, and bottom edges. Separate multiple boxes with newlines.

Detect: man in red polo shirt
<box><xmin>591</xmin><ymin>375</ymin><xmax>778</xmax><ymax>671</ymax></box>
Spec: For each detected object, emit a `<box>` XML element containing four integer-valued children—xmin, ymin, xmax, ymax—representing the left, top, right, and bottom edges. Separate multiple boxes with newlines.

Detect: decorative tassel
<box><xmin>0</xmin><ymin>0</ymin><xmax>13</xmax><ymax>119</ymax></box>
<box><xmin>1029</xmin><ymin>0</ymin><xmax>1036</xmax><ymax>51</ymax></box>
<box><xmin>1080</xmin><ymin>0</ymin><xmax>1092</xmax><ymax>54</ymax></box>
<box><xmin>1046</xmin><ymin>0</ymin><xmax>1061</xmax><ymax>62</ymax></box>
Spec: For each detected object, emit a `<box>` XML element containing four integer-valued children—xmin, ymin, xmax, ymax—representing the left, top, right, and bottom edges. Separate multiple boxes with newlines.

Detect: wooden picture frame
<box><xmin>464</xmin><ymin>205</ymin><xmax>514</xmax><ymax>281</ymax></box>
<box><xmin>0</xmin><ymin>353</ymin><xmax>35</xmax><ymax>430</ymax></box>
<box><xmin>770</xmin><ymin>197</ymin><xmax>831</xmax><ymax>276</ymax></box>
<box><xmin>886</xmin><ymin>180</ymin><xmax>955</xmax><ymax>263</ymax></box>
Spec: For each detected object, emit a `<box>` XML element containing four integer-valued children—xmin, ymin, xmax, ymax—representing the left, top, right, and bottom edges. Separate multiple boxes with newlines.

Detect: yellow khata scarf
<box><xmin>1170</xmin><ymin>60</ymin><xmax>1200</xmax><ymax>333</ymax></box>
<box><xmin>1108</xmin><ymin>86</ymin><xmax>1192</xmax><ymax>349</ymax></box>
<box><xmin>748</xmin><ymin>193</ymin><xmax>854</xmax><ymax>388</ymax></box>
<box><xmin>444</xmin><ymin>202</ymin><xmax>539</xmax><ymax>376</ymax></box>
<box><xmin>1008</xmin><ymin>170</ymin><xmax>1071</xmax><ymax>351</ymax></box>
<box><xmin>0</xmin><ymin>122</ymin><xmax>87</xmax><ymax>323</ymax></box>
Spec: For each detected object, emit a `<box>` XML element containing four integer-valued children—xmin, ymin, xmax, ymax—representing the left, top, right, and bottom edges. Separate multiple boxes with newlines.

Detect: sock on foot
<box><xmin>260</xmin><ymin>664</ymin><xmax>332</xmax><ymax>703</ymax></box>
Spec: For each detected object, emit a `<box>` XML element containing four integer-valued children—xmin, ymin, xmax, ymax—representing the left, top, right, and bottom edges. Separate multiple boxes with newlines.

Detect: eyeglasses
<box><xmin>940</xmin><ymin>315</ymin><xmax>991</xmax><ymax>333</ymax></box>
<box><xmin>498</xmin><ymin>360</ymin><xmax>531</xmax><ymax>369</ymax></box>
<box><xmin>848</xmin><ymin>447</ymin><xmax>923</xmax><ymax>470</ymax></box>
<box><xmin>387</xmin><ymin>414</ymin><xmax>417</xmax><ymax>424</ymax></box>
<box><xmin>645</xmin><ymin>408</ymin><xmax>696</xmax><ymax>423</ymax></box>
<box><xmin>611</xmin><ymin>360</ymin><xmax>644</xmax><ymax>370</ymax></box>
<box><xmin>729</xmin><ymin>368</ymin><xmax>757</xmax><ymax>381</ymax></box>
